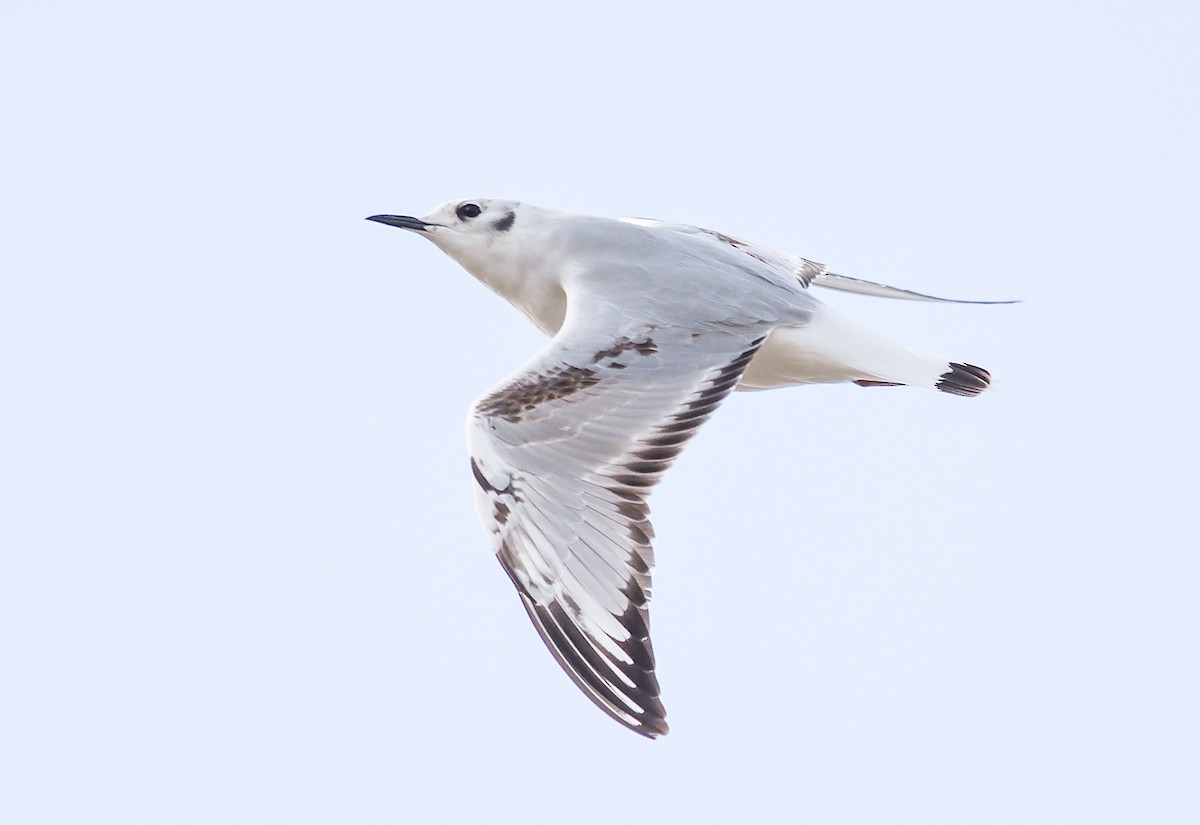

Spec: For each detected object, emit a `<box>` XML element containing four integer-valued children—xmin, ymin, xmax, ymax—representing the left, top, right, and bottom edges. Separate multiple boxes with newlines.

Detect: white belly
<box><xmin>738</xmin><ymin>307</ymin><xmax>943</xmax><ymax>391</ymax></box>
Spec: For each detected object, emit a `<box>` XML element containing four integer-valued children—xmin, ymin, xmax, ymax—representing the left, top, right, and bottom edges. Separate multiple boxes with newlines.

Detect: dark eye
<box><xmin>456</xmin><ymin>202</ymin><xmax>482</xmax><ymax>220</ymax></box>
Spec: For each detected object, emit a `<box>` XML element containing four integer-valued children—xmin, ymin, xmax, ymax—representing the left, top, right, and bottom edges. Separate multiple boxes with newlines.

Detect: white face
<box><xmin>416</xmin><ymin>198</ymin><xmax>518</xmax><ymax>244</ymax></box>
<box><xmin>368</xmin><ymin>198</ymin><xmax>527</xmax><ymax>275</ymax></box>
<box><xmin>423</xmin><ymin>198</ymin><xmax>517</xmax><ymax>232</ymax></box>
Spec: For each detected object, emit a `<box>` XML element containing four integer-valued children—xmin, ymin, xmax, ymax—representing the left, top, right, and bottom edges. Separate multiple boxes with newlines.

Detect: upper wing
<box><xmin>467</xmin><ymin>312</ymin><xmax>765</xmax><ymax>737</ymax></box>
<box><xmin>811</xmin><ymin>271</ymin><xmax>1021</xmax><ymax>304</ymax></box>
<box><xmin>621</xmin><ymin>217</ymin><xmax>827</xmax><ymax>287</ymax></box>
<box><xmin>621</xmin><ymin>217</ymin><xmax>1018</xmax><ymax>304</ymax></box>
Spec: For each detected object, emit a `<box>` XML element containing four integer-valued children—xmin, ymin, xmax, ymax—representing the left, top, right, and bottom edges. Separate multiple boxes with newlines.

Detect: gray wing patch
<box><xmin>708</xmin><ymin>230</ymin><xmax>825</xmax><ymax>286</ymax></box>
<box><xmin>621</xmin><ymin>216</ymin><xmax>1016</xmax><ymax>302</ymax></box>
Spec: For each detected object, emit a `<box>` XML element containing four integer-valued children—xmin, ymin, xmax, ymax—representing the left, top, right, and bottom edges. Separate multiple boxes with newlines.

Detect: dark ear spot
<box><xmin>493</xmin><ymin>211</ymin><xmax>516</xmax><ymax>232</ymax></box>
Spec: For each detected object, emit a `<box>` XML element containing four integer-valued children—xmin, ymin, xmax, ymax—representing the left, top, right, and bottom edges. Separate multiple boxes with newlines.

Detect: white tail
<box><xmin>738</xmin><ymin>306</ymin><xmax>991</xmax><ymax>396</ymax></box>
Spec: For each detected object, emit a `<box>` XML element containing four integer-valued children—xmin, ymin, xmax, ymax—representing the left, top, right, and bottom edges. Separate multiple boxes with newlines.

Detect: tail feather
<box><xmin>740</xmin><ymin>312</ymin><xmax>995</xmax><ymax>397</ymax></box>
<box><xmin>935</xmin><ymin>362</ymin><xmax>991</xmax><ymax>397</ymax></box>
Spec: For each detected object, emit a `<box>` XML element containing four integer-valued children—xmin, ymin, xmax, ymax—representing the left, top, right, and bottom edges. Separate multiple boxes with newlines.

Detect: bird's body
<box><xmin>368</xmin><ymin>198</ymin><xmax>1010</xmax><ymax>737</ymax></box>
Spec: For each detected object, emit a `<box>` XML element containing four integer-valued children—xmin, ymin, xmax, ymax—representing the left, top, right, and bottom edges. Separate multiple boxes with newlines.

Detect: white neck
<box><xmin>443</xmin><ymin>236</ymin><xmax>568</xmax><ymax>336</ymax></box>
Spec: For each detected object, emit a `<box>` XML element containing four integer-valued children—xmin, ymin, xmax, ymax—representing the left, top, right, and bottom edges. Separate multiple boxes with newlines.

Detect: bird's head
<box><xmin>367</xmin><ymin>198</ymin><xmax>537</xmax><ymax>281</ymax></box>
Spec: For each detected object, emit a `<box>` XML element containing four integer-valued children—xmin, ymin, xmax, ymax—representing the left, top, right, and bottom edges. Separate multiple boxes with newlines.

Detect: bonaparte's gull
<box><xmin>368</xmin><ymin>199</ymin><xmax>1012</xmax><ymax>737</ymax></box>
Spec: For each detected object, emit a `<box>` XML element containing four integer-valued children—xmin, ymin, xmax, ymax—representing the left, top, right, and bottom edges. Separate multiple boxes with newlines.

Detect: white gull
<box><xmin>368</xmin><ymin>198</ymin><xmax>1012</xmax><ymax>737</ymax></box>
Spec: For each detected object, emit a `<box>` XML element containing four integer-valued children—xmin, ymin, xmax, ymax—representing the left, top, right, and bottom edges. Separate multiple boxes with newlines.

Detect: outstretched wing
<box><xmin>467</xmin><ymin>313</ymin><xmax>765</xmax><ymax>737</ymax></box>
<box><xmin>621</xmin><ymin>217</ymin><xmax>1018</xmax><ymax>304</ymax></box>
<box><xmin>621</xmin><ymin>217</ymin><xmax>827</xmax><ymax>288</ymax></box>
<box><xmin>812</xmin><ymin>271</ymin><xmax>1020</xmax><ymax>304</ymax></box>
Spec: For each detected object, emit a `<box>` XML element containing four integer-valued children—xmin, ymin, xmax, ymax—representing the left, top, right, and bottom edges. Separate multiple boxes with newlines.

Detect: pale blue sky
<box><xmin>2</xmin><ymin>2</ymin><xmax>1197</xmax><ymax>823</ymax></box>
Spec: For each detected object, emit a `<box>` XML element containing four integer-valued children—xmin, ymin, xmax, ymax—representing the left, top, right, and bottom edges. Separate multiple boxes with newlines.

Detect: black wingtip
<box><xmin>936</xmin><ymin>362</ymin><xmax>992</xmax><ymax>397</ymax></box>
<box><xmin>640</xmin><ymin>717</ymin><xmax>670</xmax><ymax>738</ymax></box>
<box><xmin>504</xmin><ymin>576</ymin><xmax>670</xmax><ymax>740</ymax></box>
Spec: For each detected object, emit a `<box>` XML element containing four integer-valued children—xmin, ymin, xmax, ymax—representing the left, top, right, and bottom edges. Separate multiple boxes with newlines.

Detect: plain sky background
<box><xmin>2</xmin><ymin>2</ymin><xmax>1198</xmax><ymax>823</ymax></box>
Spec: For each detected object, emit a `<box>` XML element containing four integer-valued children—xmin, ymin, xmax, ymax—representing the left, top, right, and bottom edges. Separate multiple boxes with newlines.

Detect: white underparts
<box><xmin>738</xmin><ymin>306</ymin><xmax>952</xmax><ymax>391</ymax></box>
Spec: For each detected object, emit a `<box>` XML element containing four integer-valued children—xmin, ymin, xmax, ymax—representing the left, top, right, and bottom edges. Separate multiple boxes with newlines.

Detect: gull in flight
<box><xmin>368</xmin><ymin>199</ymin><xmax>1012</xmax><ymax>738</ymax></box>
